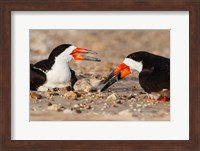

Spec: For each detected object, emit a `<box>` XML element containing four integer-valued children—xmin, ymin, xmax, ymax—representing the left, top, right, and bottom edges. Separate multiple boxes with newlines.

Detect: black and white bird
<box><xmin>101</xmin><ymin>51</ymin><xmax>170</xmax><ymax>101</ymax></box>
<box><xmin>30</xmin><ymin>44</ymin><xmax>101</xmax><ymax>91</ymax></box>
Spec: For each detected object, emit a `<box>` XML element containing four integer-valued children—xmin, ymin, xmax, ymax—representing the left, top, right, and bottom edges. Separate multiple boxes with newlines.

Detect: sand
<box><xmin>30</xmin><ymin>30</ymin><xmax>170</xmax><ymax>121</ymax></box>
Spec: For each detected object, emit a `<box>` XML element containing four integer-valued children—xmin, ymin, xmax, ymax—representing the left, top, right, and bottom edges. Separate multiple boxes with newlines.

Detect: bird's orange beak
<box><xmin>101</xmin><ymin>63</ymin><xmax>131</xmax><ymax>91</ymax></box>
<box><xmin>113</xmin><ymin>63</ymin><xmax>131</xmax><ymax>78</ymax></box>
<box><xmin>70</xmin><ymin>48</ymin><xmax>101</xmax><ymax>62</ymax></box>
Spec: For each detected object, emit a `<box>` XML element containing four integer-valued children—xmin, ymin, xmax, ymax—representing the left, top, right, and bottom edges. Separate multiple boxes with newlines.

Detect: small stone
<box><xmin>106</xmin><ymin>93</ymin><xmax>118</xmax><ymax>101</ymax></box>
<box><xmin>30</xmin><ymin>92</ymin><xmax>42</xmax><ymax>100</ymax></box>
<box><xmin>127</xmin><ymin>94</ymin><xmax>136</xmax><ymax>99</ymax></box>
<box><xmin>73</xmin><ymin>104</ymin><xmax>79</xmax><ymax>108</ymax></box>
<box><xmin>87</xmin><ymin>106</ymin><xmax>92</xmax><ymax>109</ymax></box>
<box><xmin>48</xmin><ymin>102</ymin><xmax>52</xmax><ymax>106</ymax></box>
<box><xmin>64</xmin><ymin>91</ymin><xmax>78</xmax><ymax>100</ymax></box>
<box><xmin>116</xmin><ymin>100</ymin><xmax>122</xmax><ymax>104</ymax></box>
<box><xmin>47</xmin><ymin>92</ymin><xmax>59</xmax><ymax>97</ymax></box>
<box><xmin>137</xmin><ymin>109</ymin><xmax>142</xmax><ymax>112</ymax></box>
<box><xmin>66</xmin><ymin>86</ymin><xmax>73</xmax><ymax>91</ymax></box>
<box><xmin>31</xmin><ymin>107</ymin><xmax>37</xmax><ymax>111</ymax></box>
<box><xmin>111</xmin><ymin>104</ymin><xmax>117</xmax><ymax>107</ymax></box>
<box><xmin>53</xmin><ymin>88</ymin><xmax>59</xmax><ymax>91</ymax></box>
<box><xmin>130</xmin><ymin>98</ymin><xmax>136</xmax><ymax>101</ymax></box>
<box><xmin>76</xmin><ymin>109</ymin><xmax>82</xmax><ymax>113</ymax></box>
<box><xmin>48</xmin><ymin>104</ymin><xmax>62</xmax><ymax>111</ymax></box>
<box><xmin>57</xmin><ymin>106</ymin><xmax>65</xmax><ymax>112</ymax></box>
<box><xmin>136</xmin><ymin>104</ymin><xmax>142</xmax><ymax>107</ymax></box>
<box><xmin>63</xmin><ymin>109</ymin><xmax>73</xmax><ymax>114</ymax></box>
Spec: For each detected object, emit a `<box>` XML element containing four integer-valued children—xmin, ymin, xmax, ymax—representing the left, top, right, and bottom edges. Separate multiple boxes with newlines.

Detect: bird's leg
<box><xmin>147</xmin><ymin>93</ymin><xmax>169</xmax><ymax>101</ymax></box>
<box><xmin>158</xmin><ymin>96</ymin><xmax>168</xmax><ymax>101</ymax></box>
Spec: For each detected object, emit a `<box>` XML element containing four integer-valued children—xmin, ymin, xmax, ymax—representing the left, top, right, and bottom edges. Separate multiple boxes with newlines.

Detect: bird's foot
<box><xmin>147</xmin><ymin>93</ymin><xmax>160</xmax><ymax>100</ymax></box>
<box><xmin>158</xmin><ymin>96</ymin><xmax>170</xmax><ymax>101</ymax></box>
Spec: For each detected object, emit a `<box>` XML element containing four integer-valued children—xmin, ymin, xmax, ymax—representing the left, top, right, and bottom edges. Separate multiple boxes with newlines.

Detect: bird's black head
<box><xmin>101</xmin><ymin>51</ymin><xmax>149</xmax><ymax>92</ymax></box>
<box><xmin>47</xmin><ymin>43</ymin><xmax>101</xmax><ymax>68</ymax></box>
<box><xmin>48</xmin><ymin>44</ymin><xmax>72</xmax><ymax>60</ymax></box>
<box><xmin>126</xmin><ymin>51</ymin><xmax>152</xmax><ymax>62</ymax></box>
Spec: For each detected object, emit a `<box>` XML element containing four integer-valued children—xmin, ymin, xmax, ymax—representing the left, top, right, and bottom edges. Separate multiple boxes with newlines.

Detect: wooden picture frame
<box><xmin>0</xmin><ymin>0</ymin><xmax>199</xmax><ymax>150</ymax></box>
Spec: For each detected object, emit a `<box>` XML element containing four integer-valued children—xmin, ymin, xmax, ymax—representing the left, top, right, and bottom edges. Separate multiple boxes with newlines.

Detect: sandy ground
<box><xmin>30</xmin><ymin>30</ymin><xmax>170</xmax><ymax>121</ymax></box>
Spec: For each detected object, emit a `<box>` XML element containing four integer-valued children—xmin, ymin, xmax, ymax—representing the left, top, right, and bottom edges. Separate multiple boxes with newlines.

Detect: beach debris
<box><xmin>63</xmin><ymin>109</ymin><xmax>73</xmax><ymax>114</ymax></box>
<box><xmin>127</xmin><ymin>94</ymin><xmax>136</xmax><ymax>99</ymax></box>
<box><xmin>63</xmin><ymin>91</ymin><xmax>78</xmax><ymax>100</ymax></box>
<box><xmin>106</xmin><ymin>93</ymin><xmax>118</xmax><ymax>102</ymax></box>
<box><xmin>30</xmin><ymin>92</ymin><xmax>42</xmax><ymax>100</ymax></box>
<box><xmin>73</xmin><ymin>77</ymin><xmax>102</xmax><ymax>92</ymax></box>
<box><xmin>46</xmin><ymin>92</ymin><xmax>59</xmax><ymax>97</ymax></box>
<box><xmin>76</xmin><ymin>109</ymin><xmax>82</xmax><ymax>113</ymax></box>
<box><xmin>136</xmin><ymin>104</ymin><xmax>142</xmax><ymax>107</ymax></box>
<box><xmin>48</xmin><ymin>102</ymin><xmax>52</xmax><ymax>106</ymax></box>
<box><xmin>71</xmin><ymin>103</ymin><xmax>92</xmax><ymax>113</ymax></box>
<box><xmin>48</xmin><ymin>104</ymin><xmax>63</xmax><ymax>111</ymax></box>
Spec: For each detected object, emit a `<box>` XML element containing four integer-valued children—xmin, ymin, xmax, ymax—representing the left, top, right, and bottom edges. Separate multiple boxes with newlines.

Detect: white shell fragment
<box><xmin>106</xmin><ymin>93</ymin><xmax>118</xmax><ymax>101</ymax></box>
<box><xmin>73</xmin><ymin>77</ymin><xmax>102</xmax><ymax>92</ymax></box>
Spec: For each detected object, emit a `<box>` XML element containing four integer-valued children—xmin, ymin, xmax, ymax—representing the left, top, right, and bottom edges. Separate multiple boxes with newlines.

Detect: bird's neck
<box><xmin>51</xmin><ymin>57</ymin><xmax>70</xmax><ymax>72</ymax></box>
<box><xmin>123</xmin><ymin>58</ymin><xmax>143</xmax><ymax>73</ymax></box>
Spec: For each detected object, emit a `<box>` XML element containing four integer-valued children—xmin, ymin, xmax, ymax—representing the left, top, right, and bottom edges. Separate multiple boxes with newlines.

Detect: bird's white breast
<box><xmin>38</xmin><ymin>55</ymin><xmax>72</xmax><ymax>91</ymax></box>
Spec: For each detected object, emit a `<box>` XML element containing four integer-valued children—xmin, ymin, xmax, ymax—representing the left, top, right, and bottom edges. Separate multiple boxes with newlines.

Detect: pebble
<box><xmin>64</xmin><ymin>91</ymin><xmax>78</xmax><ymax>100</ymax></box>
<box><xmin>57</xmin><ymin>106</ymin><xmax>66</xmax><ymax>112</ymax></box>
<box><xmin>31</xmin><ymin>107</ymin><xmax>37</xmax><ymax>111</ymax></box>
<box><xmin>116</xmin><ymin>100</ymin><xmax>123</xmax><ymax>104</ymax></box>
<box><xmin>73</xmin><ymin>104</ymin><xmax>79</xmax><ymax>108</ymax></box>
<box><xmin>136</xmin><ymin>104</ymin><xmax>142</xmax><ymax>107</ymax></box>
<box><xmin>76</xmin><ymin>109</ymin><xmax>82</xmax><ymax>113</ymax></box>
<box><xmin>106</xmin><ymin>93</ymin><xmax>118</xmax><ymax>101</ymax></box>
<box><xmin>130</xmin><ymin>98</ymin><xmax>136</xmax><ymax>101</ymax></box>
<box><xmin>127</xmin><ymin>94</ymin><xmax>136</xmax><ymax>99</ymax></box>
<box><xmin>48</xmin><ymin>102</ymin><xmax>52</xmax><ymax>106</ymax></box>
<box><xmin>111</xmin><ymin>104</ymin><xmax>117</xmax><ymax>107</ymax></box>
<box><xmin>48</xmin><ymin>104</ymin><xmax>62</xmax><ymax>111</ymax></box>
<box><xmin>30</xmin><ymin>92</ymin><xmax>42</xmax><ymax>100</ymax></box>
<box><xmin>46</xmin><ymin>92</ymin><xmax>59</xmax><ymax>97</ymax></box>
<box><xmin>63</xmin><ymin>109</ymin><xmax>73</xmax><ymax>114</ymax></box>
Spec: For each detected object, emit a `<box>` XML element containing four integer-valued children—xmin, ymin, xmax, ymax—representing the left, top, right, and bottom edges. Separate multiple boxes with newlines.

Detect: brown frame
<box><xmin>1</xmin><ymin>0</ymin><xmax>200</xmax><ymax>151</ymax></box>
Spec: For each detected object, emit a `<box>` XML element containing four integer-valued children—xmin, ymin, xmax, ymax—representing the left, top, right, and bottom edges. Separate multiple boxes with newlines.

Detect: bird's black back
<box><xmin>30</xmin><ymin>64</ymin><xmax>46</xmax><ymax>90</ymax></box>
<box><xmin>128</xmin><ymin>51</ymin><xmax>170</xmax><ymax>93</ymax></box>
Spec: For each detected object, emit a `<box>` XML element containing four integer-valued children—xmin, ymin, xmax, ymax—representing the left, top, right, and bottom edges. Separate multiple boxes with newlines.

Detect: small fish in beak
<box><xmin>101</xmin><ymin>63</ymin><xmax>131</xmax><ymax>91</ymax></box>
<box><xmin>71</xmin><ymin>48</ymin><xmax>101</xmax><ymax>62</ymax></box>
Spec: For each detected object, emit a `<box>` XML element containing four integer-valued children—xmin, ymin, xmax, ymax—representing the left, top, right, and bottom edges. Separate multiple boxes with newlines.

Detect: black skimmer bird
<box><xmin>101</xmin><ymin>51</ymin><xmax>170</xmax><ymax>101</ymax></box>
<box><xmin>30</xmin><ymin>44</ymin><xmax>101</xmax><ymax>91</ymax></box>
